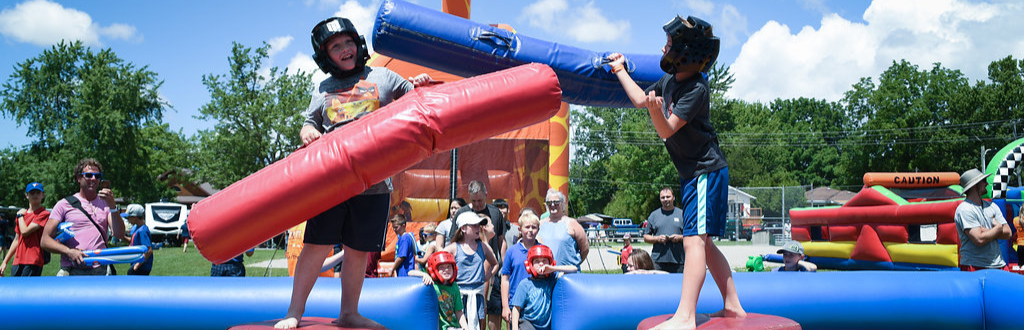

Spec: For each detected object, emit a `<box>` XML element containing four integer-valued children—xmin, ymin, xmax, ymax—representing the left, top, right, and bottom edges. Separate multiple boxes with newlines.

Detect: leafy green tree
<box><xmin>0</xmin><ymin>41</ymin><xmax>173</xmax><ymax>206</ymax></box>
<box><xmin>193</xmin><ymin>42</ymin><xmax>313</xmax><ymax>188</ymax></box>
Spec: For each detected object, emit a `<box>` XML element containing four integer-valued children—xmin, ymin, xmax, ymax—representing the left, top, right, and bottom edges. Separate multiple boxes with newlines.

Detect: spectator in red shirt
<box><xmin>1</xmin><ymin>182</ymin><xmax>50</xmax><ymax>276</ymax></box>
<box><xmin>619</xmin><ymin>233</ymin><xmax>634</xmax><ymax>273</ymax></box>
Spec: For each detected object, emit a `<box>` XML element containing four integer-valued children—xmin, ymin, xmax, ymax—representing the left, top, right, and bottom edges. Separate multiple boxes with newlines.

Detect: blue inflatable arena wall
<box><xmin>1</xmin><ymin>271</ymin><xmax>1023</xmax><ymax>329</ymax></box>
<box><xmin>372</xmin><ymin>0</ymin><xmax>665</xmax><ymax>108</ymax></box>
<box><xmin>552</xmin><ymin>271</ymin><xmax>1024</xmax><ymax>330</ymax></box>
<box><xmin>0</xmin><ymin>276</ymin><xmax>436</xmax><ymax>330</ymax></box>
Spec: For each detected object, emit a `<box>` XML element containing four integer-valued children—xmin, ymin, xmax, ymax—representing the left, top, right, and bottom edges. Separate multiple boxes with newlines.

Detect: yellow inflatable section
<box><xmin>802</xmin><ymin>241</ymin><xmax>856</xmax><ymax>260</ymax></box>
<box><xmin>884</xmin><ymin>242</ymin><xmax>959</xmax><ymax>267</ymax></box>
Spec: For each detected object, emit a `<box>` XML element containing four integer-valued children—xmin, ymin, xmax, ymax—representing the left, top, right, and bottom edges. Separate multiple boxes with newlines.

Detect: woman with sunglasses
<box><xmin>536</xmin><ymin>189</ymin><xmax>589</xmax><ymax>271</ymax></box>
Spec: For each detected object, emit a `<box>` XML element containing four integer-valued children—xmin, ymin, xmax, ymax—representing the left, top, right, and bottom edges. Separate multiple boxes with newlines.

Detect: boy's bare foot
<box><xmin>273</xmin><ymin>316</ymin><xmax>300</xmax><ymax>329</ymax></box>
<box><xmin>337</xmin><ymin>312</ymin><xmax>386</xmax><ymax>329</ymax></box>
<box><xmin>651</xmin><ymin>316</ymin><xmax>696</xmax><ymax>330</ymax></box>
<box><xmin>709</xmin><ymin>307</ymin><xmax>747</xmax><ymax>319</ymax></box>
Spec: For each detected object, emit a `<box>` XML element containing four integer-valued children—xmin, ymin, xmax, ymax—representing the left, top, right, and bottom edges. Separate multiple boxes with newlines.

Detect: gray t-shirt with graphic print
<box><xmin>303</xmin><ymin>66</ymin><xmax>414</xmax><ymax>195</ymax></box>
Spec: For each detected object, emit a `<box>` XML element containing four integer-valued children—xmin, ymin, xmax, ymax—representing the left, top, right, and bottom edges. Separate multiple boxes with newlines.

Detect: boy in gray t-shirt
<box><xmin>277</xmin><ymin>16</ymin><xmax>436</xmax><ymax>330</ymax></box>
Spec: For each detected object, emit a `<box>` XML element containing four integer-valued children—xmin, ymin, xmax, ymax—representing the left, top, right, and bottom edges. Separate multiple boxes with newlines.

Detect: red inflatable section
<box><xmin>230</xmin><ymin>317</ymin><xmax>362</xmax><ymax>330</ymax></box>
<box><xmin>637</xmin><ymin>314</ymin><xmax>800</xmax><ymax>330</ymax></box>
<box><xmin>189</xmin><ymin>64</ymin><xmax>563</xmax><ymax>263</ymax></box>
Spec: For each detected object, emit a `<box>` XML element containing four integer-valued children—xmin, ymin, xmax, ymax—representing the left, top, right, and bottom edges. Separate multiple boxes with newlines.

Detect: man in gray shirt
<box><xmin>954</xmin><ymin>168</ymin><xmax>1011</xmax><ymax>271</ymax></box>
<box><xmin>644</xmin><ymin>187</ymin><xmax>686</xmax><ymax>273</ymax></box>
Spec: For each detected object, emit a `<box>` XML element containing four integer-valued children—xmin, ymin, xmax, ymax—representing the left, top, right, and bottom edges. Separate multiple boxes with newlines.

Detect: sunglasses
<box><xmin>81</xmin><ymin>172</ymin><xmax>103</xmax><ymax>179</ymax></box>
<box><xmin>545</xmin><ymin>200</ymin><xmax>561</xmax><ymax>206</ymax></box>
<box><xmin>422</xmin><ymin>232</ymin><xmax>435</xmax><ymax>236</ymax></box>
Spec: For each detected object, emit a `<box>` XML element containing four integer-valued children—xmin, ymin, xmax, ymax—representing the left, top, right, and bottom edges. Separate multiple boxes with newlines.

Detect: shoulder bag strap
<box><xmin>64</xmin><ymin>196</ymin><xmax>110</xmax><ymax>246</ymax></box>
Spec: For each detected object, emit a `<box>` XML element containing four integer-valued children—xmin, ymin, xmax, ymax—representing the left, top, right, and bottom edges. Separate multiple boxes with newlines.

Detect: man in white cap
<box><xmin>954</xmin><ymin>168</ymin><xmax>1011</xmax><ymax>271</ymax></box>
<box><xmin>772</xmin><ymin>241</ymin><xmax>816</xmax><ymax>272</ymax></box>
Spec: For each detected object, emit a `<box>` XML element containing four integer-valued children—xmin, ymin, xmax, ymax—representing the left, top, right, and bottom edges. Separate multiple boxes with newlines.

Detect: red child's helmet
<box><xmin>426</xmin><ymin>251</ymin><xmax>458</xmax><ymax>285</ymax></box>
<box><xmin>525</xmin><ymin>245</ymin><xmax>556</xmax><ymax>278</ymax></box>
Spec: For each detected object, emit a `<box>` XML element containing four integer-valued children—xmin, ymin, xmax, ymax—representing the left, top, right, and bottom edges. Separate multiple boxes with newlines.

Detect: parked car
<box><xmin>611</xmin><ymin>218</ymin><xmax>640</xmax><ymax>238</ymax></box>
<box><xmin>146</xmin><ymin>202</ymin><xmax>188</xmax><ymax>243</ymax></box>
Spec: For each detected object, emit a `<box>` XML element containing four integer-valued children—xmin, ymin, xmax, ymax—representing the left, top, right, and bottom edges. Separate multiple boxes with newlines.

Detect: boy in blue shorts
<box><xmin>608</xmin><ymin>15</ymin><xmax>746</xmax><ymax>329</ymax></box>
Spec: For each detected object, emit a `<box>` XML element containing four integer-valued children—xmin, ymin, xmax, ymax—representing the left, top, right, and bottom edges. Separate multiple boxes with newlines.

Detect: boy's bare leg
<box><xmin>653</xmin><ymin>235</ymin><xmax>707</xmax><ymax>330</ymax></box>
<box><xmin>275</xmin><ymin>243</ymin><xmax>332</xmax><ymax>329</ymax></box>
<box><xmin>336</xmin><ymin>247</ymin><xmax>385</xmax><ymax>329</ymax></box>
<box><xmin>704</xmin><ymin>237</ymin><xmax>746</xmax><ymax>318</ymax></box>
<box><xmin>487</xmin><ymin>314</ymin><xmax>502</xmax><ymax>330</ymax></box>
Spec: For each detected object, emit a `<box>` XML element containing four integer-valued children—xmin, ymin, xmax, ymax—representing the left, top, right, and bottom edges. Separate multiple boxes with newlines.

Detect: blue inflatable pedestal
<box><xmin>637</xmin><ymin>314</ymin><xmax>800</xmax><ymax>330</ymax></box>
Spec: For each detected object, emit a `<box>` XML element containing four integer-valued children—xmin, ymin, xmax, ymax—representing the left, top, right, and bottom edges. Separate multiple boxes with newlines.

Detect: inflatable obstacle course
<box><xmin>788</xmin><ymin>173</ymin><xmax>966</xmax><ymax>270</ymax></box>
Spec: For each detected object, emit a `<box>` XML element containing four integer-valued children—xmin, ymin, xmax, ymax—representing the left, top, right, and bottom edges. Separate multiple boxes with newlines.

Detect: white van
<box><xmin>146</xmin><ymin>202</ymin><xmax>188</xmax><ymax>238</ymax></box>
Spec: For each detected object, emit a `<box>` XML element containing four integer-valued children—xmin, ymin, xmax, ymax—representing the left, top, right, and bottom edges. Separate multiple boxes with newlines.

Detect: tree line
<box><xmin>0</xmin><ymin>41</ymin><xmax>310</xmax><ymax>207</ymax></box>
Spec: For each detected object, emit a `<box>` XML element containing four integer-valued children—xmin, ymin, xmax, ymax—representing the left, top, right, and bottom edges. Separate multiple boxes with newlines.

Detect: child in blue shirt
<box><xmin>122</xmin><ymin>204</ymin><xmax>153</xmax><ymax>275</ymax></box>
<box><xmin>510</xmin><ymin>244</ymin><xmax>576</xmax><ymax>330</ymax></box>
<box><xmin>390</xmin><ymin>214</ymin><xmax>416</xmax><ymax>277</ymax></box>
<box><xmin>500</xmin><ymin>212</ymin><xmax>542</xmax><ymax>322</ymax></box>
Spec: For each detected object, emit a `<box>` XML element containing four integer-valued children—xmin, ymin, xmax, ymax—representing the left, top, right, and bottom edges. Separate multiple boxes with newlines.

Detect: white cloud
<box><xmin>100</xmin><ymin>23</ymin><xmax>140</xmax><ymax>42</ymax></box>
<box><xmin>522</xmin><ymin>0</ymin><xmax>568</xmax><ymax>32</ymax></box>
<box><xmin>286</xmin><ymin>52</ymin><xmax>331</xmax><ymax>85</ymax></box>
<box><xmin>521</xmin><ymin>0</ymin><xmax>629</xmax><ymax>43</ymax></box>
<box><xmin>267</xmin><ymin>36</ymin><xmax>294</xmax><ymax>58</ymax></box>
<box><xmin>727</xmin><ymin>0</ymin><xmax>1023</xmax><ymax>103</ymax></box>
<box><xmin>671</xmin><ymin>0</ymin><xmax>748</xmax><ymax>48</ymax></box>
<box><xmin>0</xmin><ymin>0</ymin><xmax>139</xmax><ymax>46</ymax></box>
<box><xmin>565</xmin><ymin>2</ymin><xmax>629</xmax><ymax>43</ymax></box>
<box><xmin>684</xmin><ymin>0</ymin><xmax>714</xmax><ymax>16</ymax></box>
<box><xmin>333</xmin><ymin>0</ymin><xmax>378</xmax><ymax>51</ymax></box>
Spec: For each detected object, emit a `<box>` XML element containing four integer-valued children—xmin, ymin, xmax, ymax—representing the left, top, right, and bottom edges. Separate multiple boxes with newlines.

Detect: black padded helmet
<box><xmin>660</xmin><ymin>15</ymin><xmax>720</xmax><ymax>74</ymax></box>
<box><xmin>311</xmin><ymin>17</ymin><xmax>370</xmax><ymax>79</ymax></box>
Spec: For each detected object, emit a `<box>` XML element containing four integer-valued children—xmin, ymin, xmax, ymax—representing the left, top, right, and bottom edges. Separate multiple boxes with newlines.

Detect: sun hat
<box><xmin>777</xmin><ymin>241</ymin><xmax>804</xmax><ymax>255</ymax></box>
<box><xmin>959</xmin><ymin>168</ymin><xmax>990</xmax><ymax>196</ymax></box>
<box><xmin>455</xmin><ymin>211</ymin><xmax>488</xmax><ymax>228</ymax></box>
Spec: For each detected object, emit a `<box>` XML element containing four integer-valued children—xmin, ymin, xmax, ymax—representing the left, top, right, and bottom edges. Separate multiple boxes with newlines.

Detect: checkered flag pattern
<box><xmin>992</xmin><ymin>145</ymin><xmax>1023</xmax><ymax>199</ymax></box>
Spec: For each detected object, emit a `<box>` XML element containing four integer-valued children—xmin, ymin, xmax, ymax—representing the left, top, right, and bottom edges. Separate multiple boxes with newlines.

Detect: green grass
<box><xmin>3</xmin><ymin>244</ymin><xmax>291</xmax><ymax>277</ymax></box>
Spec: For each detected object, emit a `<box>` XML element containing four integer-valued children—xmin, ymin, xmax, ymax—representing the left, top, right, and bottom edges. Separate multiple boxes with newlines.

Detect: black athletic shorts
<box><xmin>486</xmin><ymin>277</ymin><xmax>503</xmax><ymax>314</ymax></box>
<box><xmin>303</xmin><ymin>193</ymin><xmax>390</xmax><ymax>252</ymax></box>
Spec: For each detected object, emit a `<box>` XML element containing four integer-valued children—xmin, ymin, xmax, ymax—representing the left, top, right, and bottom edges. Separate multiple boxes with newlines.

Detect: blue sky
<box><xmin>2</xmin><ymin>0</ymin><xmax>1021</xmax><ymax>149</ymax></box>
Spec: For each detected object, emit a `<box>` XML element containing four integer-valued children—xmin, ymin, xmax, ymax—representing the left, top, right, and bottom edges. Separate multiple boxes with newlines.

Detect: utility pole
<box><xmin>980</xmin><ymin>145</ymin><xmax>985</xmax><ymax>172</ymax></box>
